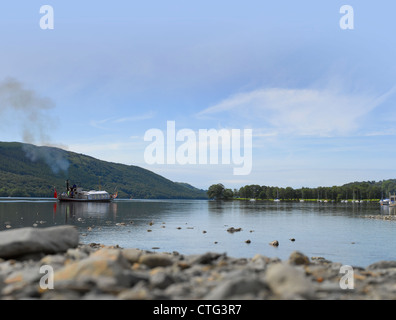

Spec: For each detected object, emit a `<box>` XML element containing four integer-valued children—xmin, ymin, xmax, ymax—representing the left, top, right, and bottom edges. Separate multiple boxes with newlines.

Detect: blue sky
<box><xmin>1</xmin><ymin>1</ymin><xmax>396</xmax><ymax>189</ymax></box>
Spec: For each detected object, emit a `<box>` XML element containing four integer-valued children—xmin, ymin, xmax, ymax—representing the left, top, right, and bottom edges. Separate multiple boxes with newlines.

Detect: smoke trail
<box><xmin>0</xmin><ymin>77</ymin><xmax>69</xmax><ymax>174</ymax></box>
<box><xmin>23</xmin><ymin>144</ymin><xmax>70</xmax><ymax>174</ymax></box>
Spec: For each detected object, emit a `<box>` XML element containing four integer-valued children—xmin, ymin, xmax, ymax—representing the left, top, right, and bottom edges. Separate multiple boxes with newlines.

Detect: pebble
<box><xmin>269</xmin><ymin>240</ymin><xmax>279</xmax><ymax>247</ymax></box>
<box><xmin>1</xmin><ymin>226</ymin><xmax>396</xmax><ymax>300</ymax></box>
<box><xmin>288</xmin><ymin>251</ymin><xmax>310</xmax><ymax>265</ymax></box>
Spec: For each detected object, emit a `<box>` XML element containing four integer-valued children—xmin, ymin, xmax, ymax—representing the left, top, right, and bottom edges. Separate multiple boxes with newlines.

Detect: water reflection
<box><xmin>380</xmin><ymin>205</ymin><xmax>396</xmax><ymax>215</ymax></box>
<box><xmin>55</xmin><ymin>202</ymin><xmax>118</xmax><ymax>222</ymax></box>
<box><xmin>1</xmin><ymin>198</ymin><xmax>396</xmax><ymax>267</ymax></box>
<box><xmin>207</xmin><ymin>200</ymin><xmax>229</xmax><ymax>214</ymax></box>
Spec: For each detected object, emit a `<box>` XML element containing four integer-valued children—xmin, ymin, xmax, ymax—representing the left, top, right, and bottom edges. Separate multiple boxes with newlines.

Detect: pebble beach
<box><xmin>1</xmin><ymin>225</ymin><xmax>396</xmax><ymax>300</ymax></box>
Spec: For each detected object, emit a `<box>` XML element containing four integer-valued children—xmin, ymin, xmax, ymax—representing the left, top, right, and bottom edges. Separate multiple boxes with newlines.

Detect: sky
<box><xmin>1</xmin><ymin>0</ymin><xmax>396</xmax><ymax>190</ymax></box>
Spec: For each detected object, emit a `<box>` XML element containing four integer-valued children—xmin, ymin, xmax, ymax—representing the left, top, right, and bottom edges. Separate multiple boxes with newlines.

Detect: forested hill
<box><xmin>0</xmin><ymin>141</ymin><xmax>207</xmax><ymax>199</ymax></box>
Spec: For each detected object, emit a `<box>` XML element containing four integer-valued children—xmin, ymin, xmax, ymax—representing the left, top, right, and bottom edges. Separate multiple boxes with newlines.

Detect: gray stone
<box><xmin>66</xmin><ymin>248</ymin><xmax>88</xmax><ymax>261</ymax></box>
<box><xmin>289</xmin><ymin>251</ymin><xmax>310</xmax><ymax>265</ymax></box>
<box><xmin>189</xmin><ymin>252</ymin><xmax>224</xmax><ymax>265</ymax></box>
<box><xmin>0</xmin><ymin>274</ymin><xmax>4</xmax><ymax>293</ymax></box>
<box><xmin>227</xmin><ymin>227</ymin><xmax>242</xmax><ymax>233</ymax></box>
<box><xmin>164</xmin><ymin>283</ymin><xmax>191</xmax><ymax>299</ymax></box>
<box><xmin>121</xmin><ymin>248</ymin><xmax>142</xmax><ymax>264</ymax></box>
<box><xmin>265</xmin><ymin>263</ymin><xmax>315</xmax><ymax>299</ymax></box>
<box><xmin>138</xmin><ymin>253</ymin><xmax>173</xmax><ymax>268</ymax></box>
<box><xmin>205</xmin><ymin>276</ymin><xmax>269</xmax><ymax>300</ymax></box>
<box><xmin>5</xmin><ymin>265</ymin><xmax>42</xmax><ymax>285</ymax></box>
<box><xmin>269</xmin><ymin>240</ymin><xmax>279</xmax><ymax>247</ymax></box>
<box><xmin>150</xmin><ymin>271</ymin><xmax>175</xmax><ymax>289</ymax></box>
<box><xmin>53</xmin><ymin>251</ymin><xmax>134</xmax><ymax>288</ymax></box>
<box><xmin>40</xmin><ymin>254</ymin><xmax>67</xmax><ymax>268</ymax></box>
<box><xmin>0</xmin><ymin>226</ymin><xmax>79</xmax><ymax>259</ymax></box>
<box><xmin>367</xmin><ymin>261</ymin><xmax>396</xmax><ymax>270</ymax></box>
<box><xmin>41</xmin><ymin>289</ymin><xmax>83</xmax><ymax>300</ymax></box>
<box><xmin>249</xmin><ymin>254</ymin><xmax>270</xmax><ymax>270</ymax></box>
<box><xmin>117</xmin><ymin>281</ymin><xmax>152</xmax><ymax>300</ymax></box>
<box><xmin>82</xmin><ymin>291</ymin><xmax>120</xmax><ymax>300</ymax></box>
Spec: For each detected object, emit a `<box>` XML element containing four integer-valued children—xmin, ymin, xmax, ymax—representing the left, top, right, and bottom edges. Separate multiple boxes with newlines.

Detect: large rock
<box><xmin>205</xmin><ymin>276</ymin><xmax>269</xmax><ymax>299</ymax></box>
<box><xmin>138</xmin><ymin>253</ymin><xmax>173</xmax><ymax>268</ymax></box>
<box><xmin>53</xmin><ymin>248</ymin><xmax>143</xmax><ymax>288</ymax></box>
<box><xmin>0</xmin><ymin>226</ymin><xmax>79</xmax><ymax>259</ymax></box>
<box><xmin>265</xmin><ymin>263</ymin><xmax>315</xmax><ymax>299</ymax></box>
<box><xmin>367</xmin><ymin>261</ymin><xmax>396</xmax><ymax>270</ymax></box>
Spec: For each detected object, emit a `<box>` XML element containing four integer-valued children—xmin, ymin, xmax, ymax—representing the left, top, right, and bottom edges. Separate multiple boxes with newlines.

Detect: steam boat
<box><xmin>56</xmin><ymin>180</ymin><xmax>117</xmax><ymax>202</ymax></box>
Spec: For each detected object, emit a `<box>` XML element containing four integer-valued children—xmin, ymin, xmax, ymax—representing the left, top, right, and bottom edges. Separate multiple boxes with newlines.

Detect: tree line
<box><xmin>207</xmin><ymin>179</ymin><xmax>396</xmax><ymax>201</ymax></box>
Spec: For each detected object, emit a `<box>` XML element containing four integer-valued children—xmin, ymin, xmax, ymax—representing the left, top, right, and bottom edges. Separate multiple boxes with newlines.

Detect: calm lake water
<box><xmin>0</xmin><ymin>198</ymin><xmax>395</xmax><ymax>267</ymax></box>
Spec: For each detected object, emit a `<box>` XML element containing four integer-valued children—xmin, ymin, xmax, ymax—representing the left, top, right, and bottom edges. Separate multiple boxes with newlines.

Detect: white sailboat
<box><xmin>274</xmin><ymin>189</ymin><xmax>281</xmax><ymax>202</ymax></box>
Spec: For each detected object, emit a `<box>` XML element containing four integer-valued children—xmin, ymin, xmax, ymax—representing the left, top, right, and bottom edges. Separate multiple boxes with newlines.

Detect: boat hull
<box><xmin>58</xmin><ymin>197</ymin><xmax>113</xmax><ymax>203</ymax></box>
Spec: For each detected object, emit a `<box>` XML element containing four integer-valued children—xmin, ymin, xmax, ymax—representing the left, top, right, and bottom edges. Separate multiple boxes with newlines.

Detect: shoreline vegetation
<box><xmin>1</xmin><ymin>225</ymin><xmax>396</xmax><ymax>300</ymax></box>
<box><xmin>234</xmin><ymin>198</ymin><xmax>381</xmax><ymax>203</ymax></box>
<box><xmin>207</xmin><ymin>180</ymin><xmax>396</xmax><ymax>202</ymax></box>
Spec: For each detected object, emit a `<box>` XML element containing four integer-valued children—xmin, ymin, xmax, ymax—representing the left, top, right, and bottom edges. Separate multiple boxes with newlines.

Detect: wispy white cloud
<box><xmin>90</xmin><ymin>111</ymin><xmax>156</xmax><ymax>130</ymax></box>
<box><xmin>68</xmin><ymin>139</ymin><xmax>147</xmax><ymax>165</ymax></box>
<box><xmin>364</xmin><ymin>128</ymin><xmax>396</xmax><ymax>137</ymax></box>
<box><xmin>197</xmin><ymin>85</ymin><xmax>396</xmax><ymax>137</ymax></box>
<box><xmin>89</xmin><ymin>117</ymin><xmax>115</xmax><ymax>130</ymax></box>
<box><xmin>113</xmin><ymin>111</ymin><xmax>156</xmax><ymax>123</ymax></box>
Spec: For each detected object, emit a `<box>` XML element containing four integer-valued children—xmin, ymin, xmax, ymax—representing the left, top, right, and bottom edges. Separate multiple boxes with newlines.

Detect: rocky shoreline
<box><xmin>1</xmin><ymin>226</ymin><xmax>396</xmax><ymax>300</ymax></box>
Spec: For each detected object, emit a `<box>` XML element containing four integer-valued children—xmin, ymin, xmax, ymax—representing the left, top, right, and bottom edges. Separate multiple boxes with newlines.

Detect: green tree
<box><xmin>223</xmin><ymin>189</ymin><xmax>234</xmax><ymax>200</ymax></box>
<box><xmin>207</xmin><ymin>183</ymin><xmax>226</xmax><ymax>200</ymax></box>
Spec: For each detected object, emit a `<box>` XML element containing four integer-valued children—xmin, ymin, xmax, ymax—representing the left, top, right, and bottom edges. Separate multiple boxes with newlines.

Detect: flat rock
<box><xmin>0</xmin><ymin>226</ymin><xmax>79</xmax><ymax>259</ymax></box>
<box><xmin>138</xmin><ymin>253</ymin><xmax>173</xmax><ymax>268</ymax></box>
<box><xmin>367</xmin><ymin>261</ymin><xmax>396</xmax><ymax>270</ymax></box>
<box><xmin>205</xmin><ymin>276</ymin><xmax>269</xmax><ymax>299</ymax></box>
<box><xmin>265</xmin><ymin>262</ymin><xmax>315</xmax><ymax>299</ymax></box>
<box><xmin>54</xmin><ymin>256</ymin><xmax>129</xmax><ymax>287</ymax></box>
<box><xmin>188</xmin><ymin>252</ymin><xmax>224</xmax><ymax>265</ymax></box>
<box><xmin>121</xmin><ymin>248</ymin><xmax>143</xmax><ymax>264</ymax></box>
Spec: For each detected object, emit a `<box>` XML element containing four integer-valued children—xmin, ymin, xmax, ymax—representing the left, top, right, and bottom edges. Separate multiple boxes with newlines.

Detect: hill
<box><xmin>0</xmin><ymin>141</ymin><xmax>208</xmax><ymax>199</ymax></box>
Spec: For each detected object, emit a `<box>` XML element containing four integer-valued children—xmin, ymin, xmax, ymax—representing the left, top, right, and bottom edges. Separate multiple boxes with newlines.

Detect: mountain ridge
<box><xmin>0</xmin><ymin>141</ymin><xmax>208</xmax><ymax>199</ymax></box>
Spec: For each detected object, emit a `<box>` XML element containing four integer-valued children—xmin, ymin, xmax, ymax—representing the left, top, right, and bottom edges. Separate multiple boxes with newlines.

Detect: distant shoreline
<box><xmin>0</xmin><ymin>197</ymin><xmax>381</xmax><ymax>204</ymax></box>
<box><xmin>233</xmin><ymin>197</ymin><xmax>381</xmax><ymax>202</ymax></box>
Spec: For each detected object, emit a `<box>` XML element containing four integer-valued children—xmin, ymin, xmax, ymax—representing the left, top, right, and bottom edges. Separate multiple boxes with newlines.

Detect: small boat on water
<box><xmin>379</xmin><ymin>193</ymin><xmax>396</xmax><ymax>207</ymax></box>
<box><xmin>56</xmin><ymin>180</ymin><xmax>117</xmax><ymax>202</ymax></box>
<box><xmin>389</xmin><ymin>193</ymin><xmax>396</xmax><ymax>207</ymax></box>
<box><xmin>274</xmin><ymin>189</ymin><xmax>281</xmax><ymax>202</ymax></box>
<box><xmin>380</xmin><ymin>199</ymin><xmax>390</xmax><ymax>205</ymax></box>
